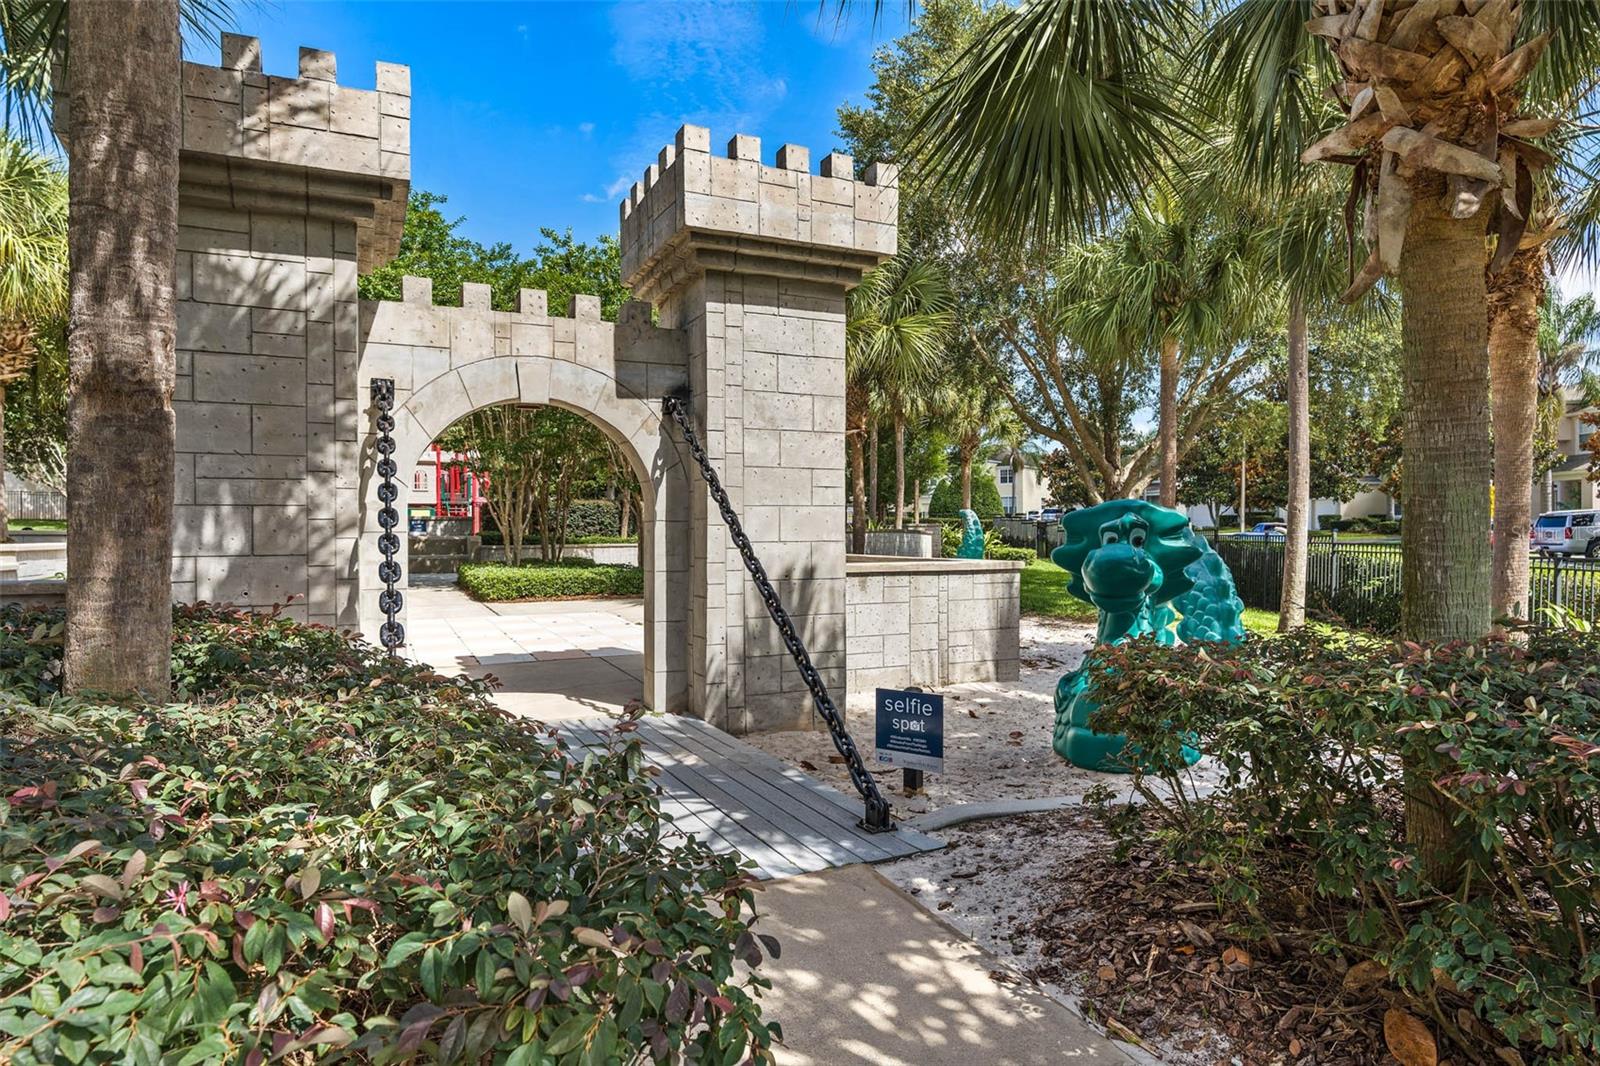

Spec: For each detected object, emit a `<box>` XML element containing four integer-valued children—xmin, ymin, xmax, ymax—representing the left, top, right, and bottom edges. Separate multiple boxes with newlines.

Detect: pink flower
<box><xmin>163</xmin><ymin>880</ymin><xmax>191</xmax><ymax>916</ymax></box>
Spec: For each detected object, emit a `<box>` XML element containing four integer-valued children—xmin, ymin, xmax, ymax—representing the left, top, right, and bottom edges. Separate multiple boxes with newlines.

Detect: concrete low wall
<box><xmin>477</xmin><ymin>543</ymin><xmax>641</xmax><ymax>566</ymax></box>
<box><xmin>857</xmin><ymin>529</ymin><xmax>936</xmax><ymax>558</ymax></box>
<box><xmin>844</xmin><ymin>554</ymin><xmax>1022</xmax><ymax>697</ymax></box>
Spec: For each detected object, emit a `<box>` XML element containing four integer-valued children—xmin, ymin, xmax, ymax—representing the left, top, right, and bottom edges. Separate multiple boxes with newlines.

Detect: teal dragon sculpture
<box><xmin>1051</xmin><ymin>500</ymin><xmax>1246</xmax><ymax>772</ymax></box>
<box><xmin>956</xmin><ymin>508</ymin><xmax>986</xmax><ymax>559</ymax></box>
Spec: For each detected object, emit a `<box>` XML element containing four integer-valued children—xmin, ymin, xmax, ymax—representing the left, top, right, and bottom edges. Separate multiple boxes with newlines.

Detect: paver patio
<box><xmin>401</xmin><ymin>584</ymin><xmax>644</xmax><ymax>718</ymax></box>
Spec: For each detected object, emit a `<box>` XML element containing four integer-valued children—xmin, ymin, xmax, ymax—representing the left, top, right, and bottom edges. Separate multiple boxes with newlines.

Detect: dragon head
<box><xmin>1052</xmin><ymin>500</ymin><xmax>1203</xmax><ymax>614</ymax></box>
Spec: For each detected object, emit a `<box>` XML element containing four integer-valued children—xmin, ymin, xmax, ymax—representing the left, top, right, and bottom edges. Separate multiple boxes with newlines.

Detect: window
<box><xmin>413</xmin><ymin>469</ymin><xmax>431</xmax><ymax>492</ymax></box>
<box><xmin>998</xmin><ymin>465</ymin><xmax>1014</xmax><ymax>485</ymax></box>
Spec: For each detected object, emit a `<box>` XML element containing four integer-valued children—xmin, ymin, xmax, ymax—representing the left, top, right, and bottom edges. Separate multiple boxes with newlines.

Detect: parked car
<box><xmin>1533</xmin><ymin>509</ymin><xmax>1600</xmax><ymax>557</ymax></box>
<box><xmin>1039</xmin><ymin>508</ymin><xmax>1063</xmax><ymax>525</ymax></box>
<box><xmin>1242</xmin><ymin>522</ymin><xmax>1287</xmax><ymax>540</ymax></box>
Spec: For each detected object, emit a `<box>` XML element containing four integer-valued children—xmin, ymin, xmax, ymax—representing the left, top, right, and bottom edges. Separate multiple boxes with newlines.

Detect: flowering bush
<box><xmin>1085</xmin><ymin>629</ymin><xmax>1600</xmax><ymax>1063</ymax></box>
<box><xmin>0</xmin><ymin>605</ymin><xmax>775</xmax><ymax>1064</ymax></box>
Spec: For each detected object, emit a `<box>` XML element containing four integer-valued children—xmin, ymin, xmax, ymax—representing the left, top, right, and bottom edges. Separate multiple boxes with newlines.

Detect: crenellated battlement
<box><xmin>178</xmin><ymin>33</ymin><xmax>410</xmax><ymax>272</ymax></box>
<box><xmin>619</xmin><ymin>123</ymin><xmax>899</xmax><ymax>304</ymax></box>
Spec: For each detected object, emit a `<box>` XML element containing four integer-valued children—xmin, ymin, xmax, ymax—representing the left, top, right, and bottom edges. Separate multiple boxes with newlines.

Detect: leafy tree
<box><xmin>0</xmin><ymin>134</ymin><xmax>65</xmax><ymax>539</ymax></box>
<box><xmin>0</xmin><ymin>0</ymin><xmax>235</xmax><ymax>697</ymax></box>
<box><xmin>1060</xmin><ymin>186</ymin><xmax>1271</xmax><ymax>507</ymax></box>
<box><xmin>361</xmin><ymin>192</ymin><xmax>626</xmax><ymax>318</ymax></box>
<box><xmin>846</xmin><ymin>257</ymin><xmax>954</xmax><ymax>529</ymax></box>
<box><xmin>928</xmin><ymin>466</ymin><xmax>1001</xmax><ymax>518</ymax></box>
<box><xmin>440</xmin><ymin>405</ymin><xmax>611</xmax><ymax>563</ymax></box>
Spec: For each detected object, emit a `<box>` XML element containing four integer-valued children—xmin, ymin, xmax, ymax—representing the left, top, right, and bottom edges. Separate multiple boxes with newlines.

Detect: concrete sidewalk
<box><xmin>755</xmin><ymin>863</ymin><xmax>1134</xmax><ymax>1066</ymax></box>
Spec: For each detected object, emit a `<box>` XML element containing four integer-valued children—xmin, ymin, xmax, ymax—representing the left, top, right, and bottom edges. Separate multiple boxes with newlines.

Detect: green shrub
<box><xmin>1327</xmin><ymin>515</ymin><xmax>1401</xmax><ymax>534</ymax></box>
<box><xmin>0</xmin><ymin>605</ymin><xmax>775</xmax><ymax>1064</ymax></box>
<box><xmin>564</xmin><ymin>500</ymin><xmax>620</xmax><ymax>540</ymax></box>
<box><xmin>459</xmin><ymin>561</ymin><xmax>644</xmax><ymax>601</ymax></box>
<box><xmin>926</xmin><ymin>471</ymin><xmax>1003</xmax><ymax>519</ymax></box>
<box><xmin>1084</xmin><ymin>629</ymin><xmax>1600</xmax><ymax>1063</ymax></box>
<box><xmin>985</xmin><ymin>544</ymin><xmax>1035</xmax><ymax>563</ymax></box>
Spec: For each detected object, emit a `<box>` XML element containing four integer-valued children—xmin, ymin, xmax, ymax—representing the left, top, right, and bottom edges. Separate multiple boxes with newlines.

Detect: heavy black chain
<box><xmin>663</xmin><ymin>394</ymin><xmax>892</xmax><ymax>832</ymax></box>
<box><xmin>371</xmin><ymin>379</ymin><xmax>404</xmax><ymax>656</ymax></box>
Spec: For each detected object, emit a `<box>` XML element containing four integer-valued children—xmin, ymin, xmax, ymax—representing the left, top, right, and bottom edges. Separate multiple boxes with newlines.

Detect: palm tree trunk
<box><xmin>1158</xmin><ymin>334</ymin><xmax>1179</xmax><ymax>508</ymax></box>
<box><xmin>912</xmin><ymin>478</ymin><xmax>921</xmax><ymax>524</ymax></box>
<box><xmin>849</xmin><ymin>431</ymin><xmax>868</xmax><ymax>554</ymax></box>
<box><xmin>868</xmin><ymin>421</ymin><xmax>880</xmax><ymax>525</ymax></box>
<box><xmin>960</xmin><ymin>449</ymin><xmax>973</xmax><ymax>512</ymax></box>
<box><xmin>63</xmin><ymin>0</ymin><xmax>180</xmax><ymax>698</ymax></box>
<box><xmin>1398</xmin><ymin>180</ymin><xmax>1494</xmax><ymax>887</ymax></box>
<box><xmin>1238</xmin><ymin>439</ymin><xmax>1247</xmax><ymax>534</ymax></box>
<box><xmin>1279</xmin><ymin>295</ymin><xmax>1309</xmax><ymax>631</ymax></box>
<box><xmin>1488</xmin><ymin>248</ymin><xmax>1544</xmax><ymax>627</ymax></box>
<box><xmin>0</xmin><ymin>384</ymin><xmax>8</xmax><ymax>545</ymax></box>
<box><xmin>893</xmin><ymin>416</ymin><xmax>907</xmax><ymax>530</ymax></box>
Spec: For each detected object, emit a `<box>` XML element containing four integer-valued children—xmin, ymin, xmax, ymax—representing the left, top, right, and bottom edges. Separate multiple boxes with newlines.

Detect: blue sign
<box><xmin>874</xmin><ymin>687</ymin><xmax>944</xmax><ymax>774</ymax></box>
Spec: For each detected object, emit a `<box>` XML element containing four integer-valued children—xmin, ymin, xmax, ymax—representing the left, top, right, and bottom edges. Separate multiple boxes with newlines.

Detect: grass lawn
<box><xmin>8</xmin><ymin>518</ymin><xmax>64</xmax><ymax>532</ymax></box>
<box><xmin>1020</xmin><ymin>558</ymin><xmax>1280</xmax><ymax>637</ymax></box>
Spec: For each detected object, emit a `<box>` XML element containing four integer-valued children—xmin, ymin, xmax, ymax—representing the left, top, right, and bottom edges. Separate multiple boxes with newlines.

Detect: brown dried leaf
<box><xmin>1501</xmin><ymin>117</ymin><xmax>1557</xmax><ymax>138</ymax></box>
<box><xmin>1473</xmin><ymin>0</ymin><xmax>1518</xmax><ymax>52</ymax></box>
<box><xmin>1389</xmin><ymin>0</ymin><xmax>1458</xmax><ymax>52</ymax></box>
<box><xmin>1372</xmin><ymin>84</ymin><xmax>1412</xmax><ymax>124</ymax></box>
<box><xmin>1302</xmin><ymin>113</ymin><xmax>1391</xmax><ymax>164</ymax></box>
<box><xmin>1342</xmin><ymin>958</ymin><xmax>1389</xmax><ymax>992</ymax></box>
<box><xmin>1436</xmin><ymin>15</ymin><xmax>1500</xmax><ymax>64</ymax></box>
<box><xmin>1488</xmin><ymin>33</ymin><xmax>1550</xmax><ymax>92</ymax></box>
<box><xmin>1381</xmin><ymin>127</ymin><xmax>1502</xmax><ymax>182</ymax></box>
<box><xmin>1306</xmin><ymin>13</ymin><xmax>1347</xmax><ymax>38</ymax></box>
<box><xmin>1341</xmin><ymin>39</ymin><xmax>1432</xmax><ymax>81</ymax></box>
<box><xmin>1383</xmin><ymin>1008</ymin><xmax>1438</xmax><ymax>1066</ymax></box>
<box><xmin>1341</xmin><ymin>245</ymin><xmax>1386</xmax><ymax>303</ymax></box>
<box><xmin>1376</xmin><ymin>152</ymin><xmax>1410</xmax><ymax>271</ymax></box>
<box><xmin>1354</xmin><ymin>0</ymin><xmax>1384</xmax><ymax>41</ymax></box>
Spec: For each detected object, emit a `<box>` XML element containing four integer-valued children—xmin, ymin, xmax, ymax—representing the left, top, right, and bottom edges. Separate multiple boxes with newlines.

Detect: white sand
<box><xmin>746</xmin><ymin>617</ymin><xmax>1223</xmax><ymax>816</ymax></box>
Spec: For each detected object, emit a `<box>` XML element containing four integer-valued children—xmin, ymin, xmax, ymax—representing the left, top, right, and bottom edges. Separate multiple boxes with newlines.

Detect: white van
<box><xmin>1533</xmin><ymin>510</ymin><xmax>1600</xmax><ymax>557</ymax></box>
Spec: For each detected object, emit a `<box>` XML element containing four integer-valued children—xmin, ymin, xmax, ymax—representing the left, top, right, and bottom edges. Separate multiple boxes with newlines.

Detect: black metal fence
<box><xmin>1217</xmin><ymin>537</ymin><xmax>1600</xmax><ymax>631</ymax></box>
<box><xmin>5</xmin><ymin>489</ymin><xmax>65</xmax><ymax>521</ymax></box>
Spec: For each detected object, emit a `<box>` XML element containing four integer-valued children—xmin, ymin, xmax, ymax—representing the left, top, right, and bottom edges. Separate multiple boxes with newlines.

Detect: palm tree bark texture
<box><xmin>1157</xmin><ymin>334</ymin><xmax>1179</xmax><ymax>508</ymax></box>
<box><xmin>1278</xmin><ymin>294</ymin><xmax>1310</xmax><ymax>631</ymax></box>
<box><xmin>63</xmin><ymin>0</ymin><xmax>180</xmax><ymax>697</ymax></box>
<box><xmin>1487</xmin><ymin>247</ymin><xmax>1545</xmax><ymax>626</ymax></box>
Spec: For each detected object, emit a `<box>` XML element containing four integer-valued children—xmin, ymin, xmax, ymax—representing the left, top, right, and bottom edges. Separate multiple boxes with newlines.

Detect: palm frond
<box><xmin>911</xmin><ymin>0</ymin><xmax>1192</xmax><ymax>243</ymax></box>
<box><xmin>1193</xmin><ymin>0</ymin><xmax>1337</xmax><ymax>195</ymax></box>
<box><xmin>0</xmin><ymin>0</ymin><xmax>240</xmax><ymax>147</ymax></box>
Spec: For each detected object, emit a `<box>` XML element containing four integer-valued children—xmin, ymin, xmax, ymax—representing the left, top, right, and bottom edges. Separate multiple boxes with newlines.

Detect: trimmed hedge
<box><xmin>986</xmin><ymin>544</ymin><xmax>1036</xmax><ymax>563</ymax></box>
<box><xmin>1326</xmin><ymin>515</ymin><xmax>1401</xmax><ymax>534</ymax></box>
<box><xmin>459</xmin><ymin>560</ymin><xmax>644</xmax><ymax>601</ymax></box>
<box><xmin>0</xmin><ymin>604</ymin><xmax>775</xmax><ymax>1064</ymax></box>
<box><xmin>565</xmin><ymin>499</ymin><xmax>620</xmax><ymax>539</ymax></box>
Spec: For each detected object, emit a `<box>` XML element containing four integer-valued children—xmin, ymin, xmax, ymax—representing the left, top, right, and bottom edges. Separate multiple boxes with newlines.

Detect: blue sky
<box><xmin>223</xmin><ymin>1</ymin><xmax>910</xmax><ymax>255</ymax></box>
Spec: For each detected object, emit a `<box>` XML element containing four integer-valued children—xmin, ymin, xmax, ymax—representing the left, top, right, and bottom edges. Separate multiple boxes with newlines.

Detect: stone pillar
<box><xmin>173</xmin><ymin>35</ymin><xmax>408</xmax><ymax>626</ymax></box>
<box><xmin>621</xmin><ymin>127</ymin><xmax>897</xmax><ymax>733</ymax></box>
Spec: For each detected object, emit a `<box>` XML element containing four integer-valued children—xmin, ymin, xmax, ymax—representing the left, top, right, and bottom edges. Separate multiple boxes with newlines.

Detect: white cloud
<box><xmin>578</xmin><ymin>121</ymin><xmax>596</xmax><ymax>136</ymax></box>
<box><xmin>604</xmin><ymin>174</ymin><xmax>633</xmax><ymax>198</ymax></box>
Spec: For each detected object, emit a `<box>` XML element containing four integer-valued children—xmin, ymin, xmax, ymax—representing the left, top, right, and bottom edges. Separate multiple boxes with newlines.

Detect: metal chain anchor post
<box><xmin>371</xmin><ymin>379</ymin><xmax>405</xmax><ymax>656</ymax></box>
<box><xmin>662</xmin><ymin>393</ymin><xmax>893</xmax><ymax>833</ymax></box>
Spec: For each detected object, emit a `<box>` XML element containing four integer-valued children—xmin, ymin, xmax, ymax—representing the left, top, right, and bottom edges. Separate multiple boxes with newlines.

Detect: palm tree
<box><xmin>1193</xmin><ymin>0</ymin><xmax>1600</xmax><ymax>884</ymax></box>
<box><xmin>1061</xmin><ymin>187</ymin><xmax>1268</xmax><ymax>508</ymax></box>
<box><xmin>942</xmin><ymin>373</ymin><xmax>1024</xmax><ymax>512</ymax></box>
<box><xmin>1533</xmin><ymin>290</ymin><xmax>1600</xmax><ymax>508</ymax></box>
<box><xmin>847</xmin><ymin>257</ymin><xmax>955</xmax><ymax>530</ymax></box>
<box><xmin>1</xmin><ymin>0</ymin><xmax>231</xmax><ymax>696</ymax></box>
<box><xmin>0</xmin><ymin>134</ymin><xmax>65</xmax><ymax>542</ymax></box>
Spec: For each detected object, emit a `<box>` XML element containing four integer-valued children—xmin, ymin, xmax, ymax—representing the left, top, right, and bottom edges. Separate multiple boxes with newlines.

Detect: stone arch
<box><xmin>360</xmin><ymin>354</ymin><xmax>690</xmax><ymax>713</ymax></box>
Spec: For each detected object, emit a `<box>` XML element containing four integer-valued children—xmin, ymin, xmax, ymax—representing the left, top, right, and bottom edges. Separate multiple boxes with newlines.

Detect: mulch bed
<box><xmin>1021</xmin><ymin>809</ymin><xmax>1403</xmax><ymax>1065</ymax></box>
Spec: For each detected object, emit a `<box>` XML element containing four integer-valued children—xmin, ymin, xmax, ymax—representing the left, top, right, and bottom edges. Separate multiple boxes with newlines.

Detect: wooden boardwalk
<box><xmin>556</xmin><ymin>714</ymin><xmax>943</xmax><ymax>879</ymax></box>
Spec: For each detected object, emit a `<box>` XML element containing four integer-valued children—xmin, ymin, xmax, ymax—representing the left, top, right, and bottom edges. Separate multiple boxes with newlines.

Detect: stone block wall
<box><xmin>621</xmin><ymin>125</ymin><xmax>898</xmax><ymax>734</ymax></box>
<box><xmin>173</xmin><ymin>35</ymin><xmax>408</xmax><ymax>626</ymax></box>
<box><xmin>844</xmin><ymin>557</ymin><xmax>1023</xmax><ymax>697</ymax></box>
